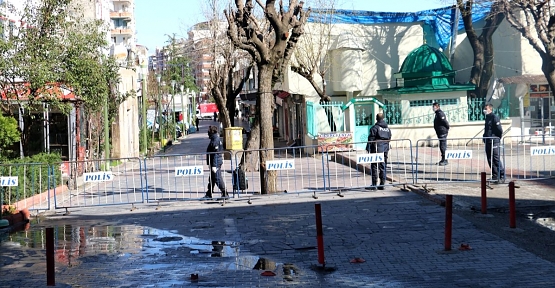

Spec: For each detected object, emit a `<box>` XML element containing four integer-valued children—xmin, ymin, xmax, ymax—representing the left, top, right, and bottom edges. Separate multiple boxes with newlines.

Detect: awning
<box><xmin>341</xmin><ymin>97</ymin><xmax>384</xmax><ymax>111</ymax></box>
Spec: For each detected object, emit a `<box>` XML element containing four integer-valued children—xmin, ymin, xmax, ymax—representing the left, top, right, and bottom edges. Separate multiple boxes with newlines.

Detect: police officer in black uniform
<box><xmin>203</xmin><ymin>125</ymin><xmax>228</xmax><ymax>199</ymax></box>
<box><xmin>433</xmin><ymin>102</ymin><xmax>450</xmax><ymax>166</ymax></box>
<box><xmin>483</xmin><ymin>103</ymin><xmax>505</xmax><ymax>182</ymax></box>
<box><xmin>366</xmin><ymin>113</ymin><xmax>392</xmax><ymax>190</ymax></box>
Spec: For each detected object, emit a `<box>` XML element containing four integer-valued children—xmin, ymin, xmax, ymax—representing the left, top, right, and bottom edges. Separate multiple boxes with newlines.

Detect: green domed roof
<box><xmin>400</xmin><ymin>44</ymin><xmax>453</xmax><ymax>74</ymax></box>
<box><xmin>379</xmin><ymin>44</ymin><xmax>475</xmax><ymax>94</ymax></box>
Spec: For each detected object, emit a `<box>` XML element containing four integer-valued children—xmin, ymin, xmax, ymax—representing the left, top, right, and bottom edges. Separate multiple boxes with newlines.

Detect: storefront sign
<box><xmin>317</xmin><ymin>132</ymin><xmax>353</xmax><ymax>152</ymax></box>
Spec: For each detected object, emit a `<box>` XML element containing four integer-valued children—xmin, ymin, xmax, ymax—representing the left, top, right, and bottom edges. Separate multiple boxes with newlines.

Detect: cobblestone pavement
<box><xmin>3</xmin><ymin>119</ymin><xmax>555</xmax><ymax>287</ymax></box>
<box><xmin>3</xmin><ymin>187</ymin><xmax>555</xmax><ymax>287</ymax></box>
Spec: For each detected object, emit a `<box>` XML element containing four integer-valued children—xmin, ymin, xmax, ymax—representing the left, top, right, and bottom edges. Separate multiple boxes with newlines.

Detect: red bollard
<box><xmin>444</xmin><ymin>195</ymin><xmax>453</xmax><ymax>251</ymax></box>
<box><xmin>46</xmin><ymin>227</ymin><xmax>55</xmax><ymax>286</ymax></box>
<box><xmin>481</xmin><ymin>172</ymin><xmax>487</xmax><ymax>214</ymax></box>
<box><xmin>315</xmin><ymin>203</ymin><xmax>325</xmax><ymax>265</ymax></box>
<box><xmin>509</xmin><ymin>182</ymin><xmax>516</xmax><ymax>228</ymax></box>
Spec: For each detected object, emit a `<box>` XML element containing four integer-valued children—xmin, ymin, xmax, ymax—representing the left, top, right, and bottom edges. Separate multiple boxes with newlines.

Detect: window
<box><xmin>409</xmin><ymin>99</ymin><xmax>458</xmax><ymax>107</ymax></box>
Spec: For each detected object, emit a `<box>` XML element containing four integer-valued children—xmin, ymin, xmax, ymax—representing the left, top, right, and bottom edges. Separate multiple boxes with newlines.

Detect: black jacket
<box><xmin>483</xmin><ymin>113</ymin><xmax>503</xmax><ymax>139</ymax></box>
<box><xmin>366</xmin><ymin>120</ymin><xmax>392</xmax><ymax>153</ymax></box>
<box><xmin>433</xmin><ymin>109</ymin><xmax>450</xmax><ymax>136</ymax></box>
<box><xmin>206</xmin><ymin>133</ymin><xmax>223</xmax><ymax>167</ymax></box>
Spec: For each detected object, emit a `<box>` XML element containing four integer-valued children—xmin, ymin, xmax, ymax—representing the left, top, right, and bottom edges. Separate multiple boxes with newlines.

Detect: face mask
<box><xmin>433</xmin><ymin>107</ymin><xmax>437</xmax><ymax>112</ymax></box>
<box><xmin>483</xmin><ymin>109</ymin><xmax>489</xmax><ymax>115</ymax></box>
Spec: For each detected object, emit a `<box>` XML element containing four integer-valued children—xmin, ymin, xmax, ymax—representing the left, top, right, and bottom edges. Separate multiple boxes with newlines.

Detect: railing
<box><xmin>306</xmin><ymin>101</ymin><xmax>344</xmax><ymax>137</ymax></box>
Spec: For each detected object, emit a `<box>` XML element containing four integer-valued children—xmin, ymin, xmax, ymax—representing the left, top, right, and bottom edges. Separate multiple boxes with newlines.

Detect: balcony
<box><xmin>110</xmin><ymin>11</ymin><xmax>132</xmax><ymax>20</ymax></box>
<box><xmin>111</xmin><ymin>27</ymin><xmax>133</xmax><ymax>36</ymax></box>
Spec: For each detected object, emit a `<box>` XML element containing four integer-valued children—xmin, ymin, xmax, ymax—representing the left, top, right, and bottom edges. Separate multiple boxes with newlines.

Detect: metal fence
<box><xmin>323</xmin><ymin>139</ymin><xmax>414</xmax><ymax>191</ymax></box>
<box><xmin>144</xmin><ymin>151</ymin><xmax>235</xmax><ymax>202</ymax></box>
<box><xmin>0</xmin><ymin>163</ymin><xmax>53</xmax><ymax>211</ymax></box>
<box><xmin>6</xmin><ymin>134</ymin><xmax>555</xmax><ymax>211</ymax></box>
<box><xmin>415</xmin><ymin>137</ymin><xmax>508</xmax><ymax>184</ymax></box>
<box><xmin>233</xmin><ymin>145</ymin><xmax>326</xmax><ymax>195</ymax></box>
<box><xmin>503</xmin><ymin>135</ymin><xmax>555</xmax><ymax>180</ymax></box>
<box><xmin>52</xmin><ymin>157</ymin><xmax>145</xmax><ymax>209</ymax></box>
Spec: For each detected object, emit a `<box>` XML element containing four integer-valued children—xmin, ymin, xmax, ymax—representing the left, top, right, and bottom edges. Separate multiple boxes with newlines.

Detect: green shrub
<box><xmin>1</xmin><ymin>153</ymin><xmax>62</xmax><ymax>205</ymax></box>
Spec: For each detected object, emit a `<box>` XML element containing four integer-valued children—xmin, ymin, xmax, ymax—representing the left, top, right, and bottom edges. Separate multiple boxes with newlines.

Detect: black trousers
<box><xmin>485</xmin><ymin>138</ymin><xmax>505</xmax><ymax>179</ymax></box>
<box><xmin>438</xmin><ymin>134</ymin><xmax>448</xmax><ymax>160</ymax></box>
<box><xmin>371</xmin><ymin>152</ymin><xmax>388</xmax><ymax>185</ymax></box>
<box><xmin>207</xmin><ymin>166</ymin><xmax>226</xmax><ymax>194</ymax></box>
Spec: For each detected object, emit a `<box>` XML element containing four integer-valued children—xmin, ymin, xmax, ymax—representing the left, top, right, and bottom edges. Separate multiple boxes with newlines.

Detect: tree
<box><xmin>0</xmin><ymin>0</ymin><xmax>121</xmax><ymax>158</ymax></box>
<box><xmin>225</xmin><ymin>0</ymin><xmax>310</xmax><ymax>194</ymax></box>
<box><xmin>0</xmin><ymin>113</ymin><xmax>19</xmax><ymax>157</ymax></box>
<box><xmin>290</xmin><ymin>0</ymin><xmax>337</xmax><ymax>102</ymax></box>
<box><xmin>457</xmin><ymin>0</ymin><xmax>505</xmax><ymax>99</ymax></box>
<box><xmin>500</xmin><ymin>0</ymin><xmax>555</xmax><ymax>93</ymax></box>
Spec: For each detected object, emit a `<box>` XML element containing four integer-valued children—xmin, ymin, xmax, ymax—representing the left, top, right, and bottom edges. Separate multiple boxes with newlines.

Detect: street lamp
<box><xmin>156</xmin><ymin>74</ymin><xmax>162</xmax><ymax>146</ymax></box>
<box><xmin>139</xmin><ymin>72</ymin><xmax>147</xmax><ymax>155</ymax></box>
<box><xmin>180</xmin><ymin>84</ymin><xmax>185</xmax><ymax>135</ymax></box>
<box><xmin>171</xmin><ymin>79</ymin><xmax>177</xmax><ymax>142</ymax></box>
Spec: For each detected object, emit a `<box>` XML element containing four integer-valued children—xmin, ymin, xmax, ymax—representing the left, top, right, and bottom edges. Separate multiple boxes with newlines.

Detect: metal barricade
<box><xmin>144</xmin><ymin>151</ymin><xmax>234</xmax><ymax>202</ymax></box>
<box><xmin>53</xmin><ymin>157</ymin><xmax>144</xmax><ymax>209</ymax></box>
<box><xmin>415</xmin><ymin>137</ymin><xmax>501</xmax><ymax>184</ymax></box>
<box><xmin>0</xmin><ymin>162</ymin><xmax>52</xmax><ymax>211</ymax></box>
<box><xmin>323</xmin><ymin>139</ymin><xmax>414</xmax><ymax>191</ymax></box>
<box><xmin>503</xmin><ymin>135</ymin><xmax>555</xmax><ymax>180</ymax></box>
<box><xmin>232</xmin><ymin>145</ymin><xmax>325</xmax><ymax>195</ymax></box>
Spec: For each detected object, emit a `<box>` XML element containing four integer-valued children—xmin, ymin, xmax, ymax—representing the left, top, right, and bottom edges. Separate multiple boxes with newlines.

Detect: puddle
<box><xmin>1</xmin><ymin>224</ymin><xmax>266</xmax><ymax>271</ymax></box>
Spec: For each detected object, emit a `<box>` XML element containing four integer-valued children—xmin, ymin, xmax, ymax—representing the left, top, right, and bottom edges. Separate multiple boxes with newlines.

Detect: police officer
<box><xmin>433</xmin><ymin>102</ymin><xmax>450</xmax><ymax>166</ymax></box>
<box><xmin>483</xmin><ymin>103</ymin><xmax>505</xmax><ymax>182</ymax></box>
<box><xmin>366</xmin><ymin>113</ymin><xmax>392</xmax><ymax>190</ymax></box>
<box><xmin>203</xmin><ymin>125</ymin><xmax>228</xmax><ymax>199</ymax></box>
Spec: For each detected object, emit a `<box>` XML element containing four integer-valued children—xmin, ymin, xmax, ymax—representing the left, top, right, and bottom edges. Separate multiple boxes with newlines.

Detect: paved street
<box><xmin>2</xmin><ymin>119</ymin><xmax>555</xmax><ymax>287</ymax></box>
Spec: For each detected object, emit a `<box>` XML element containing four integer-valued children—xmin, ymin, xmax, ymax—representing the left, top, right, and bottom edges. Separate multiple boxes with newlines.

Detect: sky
<box><xmin>134</xmin><ymin>0</ymin><xmax>453</xmax><ymax>55</ymax></box>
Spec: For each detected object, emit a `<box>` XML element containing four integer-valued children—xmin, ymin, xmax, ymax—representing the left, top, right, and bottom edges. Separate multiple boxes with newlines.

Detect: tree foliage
<box><xmin>0</xmin><ymin>113</ymin><xmax>19</xmax><ymax>156</ymax></box>
<box><xmin>500</xmin><ymin>0</ymin><xmax>555</xmax><ymax>93</ymax></box>
<box><xmin>0</xmin><ymin>0</ymin><xmax>121</xmax><ymax>157</ymax></box>
<box><xmin>457</xmin><ymin>0</ymin><xmax>505</xmax><ymax>99</ymax></box>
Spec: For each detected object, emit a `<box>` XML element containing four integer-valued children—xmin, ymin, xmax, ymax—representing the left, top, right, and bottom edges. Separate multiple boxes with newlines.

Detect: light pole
<box><xmin>180</xmin><ymin>84</ymin><xmax>185</xmax><ymax>135</ymax></box>
<box><xmin>156</xmin><ymin>74</ymin><xmax>162</xmax><ymax>145</ymax></box>
<box><xmin>171</xmin><ymin>80</ymin><xmax>177</xmax><ymax>142</ymax></box>
<box><xmin>139</xmin><ymin>72</ymin><xmax>147</xmax><ymax>155</ymax></box>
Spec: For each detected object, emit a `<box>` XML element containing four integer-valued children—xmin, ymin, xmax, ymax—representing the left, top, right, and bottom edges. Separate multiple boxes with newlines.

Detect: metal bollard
<box><xmin>46</xmin><ymin>227</ymin><xmax>55</xmax><ymax>286</ymax></box>
<box><xmin>444</xmin><ymin>195</ymin><xmax>453</xmax><ymax>251</ymax></box>
<box><xmin>509</xmin><ymin>182</ymin><xmax>516</xmax><ymax>228</ymax></box>
<box><xmin>481</xmin><ymin>172</ymin><xmax>487</xmax><ymax>214</ymax></box>
<box><xmin>315</xmin><ymin>203</ymin><xmax>325</xmax><ymax>266</ymax></box>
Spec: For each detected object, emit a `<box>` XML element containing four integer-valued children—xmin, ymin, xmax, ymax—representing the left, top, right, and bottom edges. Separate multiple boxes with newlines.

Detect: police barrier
<box><xmin>502</xmin><ymin>135</ymin><xmax>555</xmax><ymax>180</ymax></box>
<box><xmin>144</xmin><ymin>151</ymin><xmax>234</xmax><ymax>202</ymax></box>
<box><xmin>0</xmin><ymin>163</ymin><xmax>53</xmax><ymax>211</ymax></box>
<box><xmin>323</xmin><ymin>139</ymin><xmax>414</xmax><ymax>191</ymax></box>
<box><xmin>233</xmin><ymin>145</ymin><xmax>326</xmax><ymax>195</ymax></box>
<box><xmin>53</xmin><ymin>157</ymin><xmax>144</xmax><ymax>209</ymax></box>
<box><xmin>414</xmin><ymin>137</ymin><xmax>502</xmax><ymax>184</ymax></box>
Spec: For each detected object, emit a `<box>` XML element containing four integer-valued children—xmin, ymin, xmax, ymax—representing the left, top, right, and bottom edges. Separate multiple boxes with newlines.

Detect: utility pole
<box><xmin>140</xmin><ymin>69</ymin><xmax>147</xmax><ymax>155</ymax></box>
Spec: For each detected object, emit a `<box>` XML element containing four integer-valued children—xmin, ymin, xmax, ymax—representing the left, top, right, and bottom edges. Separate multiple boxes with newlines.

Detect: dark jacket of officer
<box><xmin>483</xmin><ymin>112</ymin><xmax>503</xmax><ymax>139</ymax></box>
<box><xmin>433</xmin><ymin>109</ymin><xmax>450</xmax><ymax>136</ymax></box>
<box><xmin>366</xmin><ymin>120</ymin><xmax>392</xmax><ymax>153</ymax></box>
<box><xmin>206</xmin><ymin>132</ymin><xmax>223</xmax><ymax>167</ymax></box>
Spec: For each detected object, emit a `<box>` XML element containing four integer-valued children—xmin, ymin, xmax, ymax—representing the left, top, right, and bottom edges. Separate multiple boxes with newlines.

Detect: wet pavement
<box><xmin>2</xmin><ymin>119</ymin><xmax>555</xmax><ymax>287</ymax></box>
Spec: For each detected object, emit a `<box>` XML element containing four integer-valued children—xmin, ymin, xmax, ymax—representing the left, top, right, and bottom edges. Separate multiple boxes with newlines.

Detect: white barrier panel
<box><xmin>267</xmin><ymin>160</ymin><xmax>295</xmax><ymax>170</ymax></box>
<box><xmin>0</xmin><ymin>176</ymin><xmax>18</xmax><ymax>186</ymax></box>
<box><xmin>325</xmin><ymin>139</ymin><xmax>414</xmax><ymax>191</ymax></box>
<box><xmin>54</xmin><ymin>158</ymin><xmax>145</xmax><ymax>208</ymax></box>
<box><xmin>83</xmin><ymin>172</ymin><xmax>114</xmax><ymax>183</ymax></box>
<box><xmin>503</xmin><ymin>136</ymin><xmax>555</xmax><ymax>180</ymax></box>
<box><xmin>415</xmin><ymin>138</ymin><xmax>492</xmax><ymax>184</ymax></box>
<box><xmin>356</xmin><ymin>153</ymin><xmax>385</xmax><ymax>164</ymax></box>
<box><xmin>174</xmin><ymin>166</ymin><xmax>204</xmax><ymax>176</ymax></box>
<box><xmin>445</xmin><ymin>150</ymin><xmax>472</xmax><ymax>160</ymax></box>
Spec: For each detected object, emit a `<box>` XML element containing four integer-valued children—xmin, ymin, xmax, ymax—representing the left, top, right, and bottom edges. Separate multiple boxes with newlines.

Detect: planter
<box><xmin>2</xmin><ymin>207</ymin><xmax>30</xmax><ymax>226</ymax></box>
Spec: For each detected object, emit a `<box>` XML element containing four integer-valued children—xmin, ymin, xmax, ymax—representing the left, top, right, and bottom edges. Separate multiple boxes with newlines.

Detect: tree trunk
<box><xmin>258</xmin><ymin>64</ymin><xmax>276</xmax><ymax>194</ymax></box>
<box><xmin>541</xmin><ymin>54</ymin><xmax>555</xmax><ymax>95</ymax></box>
<box><xmin>241</xmin><ymin>116</ymin><xmax>259</xmax><ymax>172</ymax></box>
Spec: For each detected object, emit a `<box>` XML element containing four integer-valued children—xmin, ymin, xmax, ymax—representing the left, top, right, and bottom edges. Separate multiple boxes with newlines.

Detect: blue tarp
<box><xmin>308</xmin><ymin>3</ymin><xmax>492</xmax><ymax>50</ymax></box>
